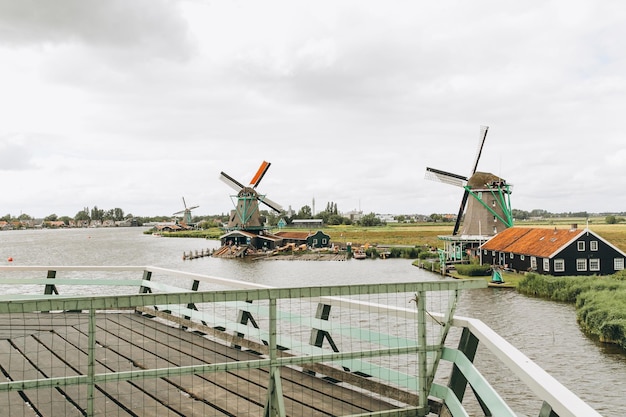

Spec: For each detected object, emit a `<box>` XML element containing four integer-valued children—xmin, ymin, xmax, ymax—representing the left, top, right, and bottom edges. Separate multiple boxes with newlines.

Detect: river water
<box><xmin>0</xmin><ymin>227</ymin><xmax>623</xmax><ymax>416</ymax></box>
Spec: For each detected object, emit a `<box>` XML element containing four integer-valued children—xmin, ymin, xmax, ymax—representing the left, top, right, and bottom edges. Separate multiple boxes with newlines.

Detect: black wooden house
<box><xmin>480</xmin><ymin>226</ymin><xmax>626</xmax><ymax>276</ymax></box>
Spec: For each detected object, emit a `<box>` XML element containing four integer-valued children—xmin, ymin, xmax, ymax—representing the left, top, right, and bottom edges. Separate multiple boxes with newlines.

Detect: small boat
<box><xmin>353</xmin><ymin>249</ymin><xmax>366</xmax><ymax>260</ymax></box>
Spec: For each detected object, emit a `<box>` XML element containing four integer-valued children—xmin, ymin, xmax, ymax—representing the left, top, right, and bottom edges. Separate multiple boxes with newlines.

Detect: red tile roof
<box><xmin>481</xmin><ymin>227</ymin><xmax>585</xmax><ymax>258</ymax></box>
<box><xmin>274</xmin><ymin>231</ymin><xmax>311</xmax><ymax>239</ymax></box>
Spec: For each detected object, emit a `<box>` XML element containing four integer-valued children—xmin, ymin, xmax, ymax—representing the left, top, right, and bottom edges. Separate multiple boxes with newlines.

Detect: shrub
<box><xmin>519</xmin><ymin>273</ymin><xmax>626</xmax><ymax>350</ymax></box>
<box><xmin>455</xmin><ymin>264</ymin><xmax>492</xmax><ymax>276</ymax></box>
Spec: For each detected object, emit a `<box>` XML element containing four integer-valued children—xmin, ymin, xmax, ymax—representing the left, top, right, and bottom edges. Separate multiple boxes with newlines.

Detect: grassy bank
<box><xmin>518</xmin><ymin>272</ymin><xmax>626</xmax><ymax>350</ymax></box>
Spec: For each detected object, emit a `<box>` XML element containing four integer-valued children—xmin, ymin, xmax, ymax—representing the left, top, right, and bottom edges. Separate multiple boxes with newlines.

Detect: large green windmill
<box><xmin>219</xmin><ymin>161</ymin><xmax>283</xmax><ymax>232</ymax></box>
<box><xmin>425</xmin><ymin>126</ymin><xmax>513</xmax><ymax>237</ymax></box>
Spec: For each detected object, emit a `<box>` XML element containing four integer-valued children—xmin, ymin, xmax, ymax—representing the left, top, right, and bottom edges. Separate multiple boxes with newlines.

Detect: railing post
<box><xmin>448</xmin><ymin>327</ymin><xmax>479</xmax><ymax>401</ymax></box>
<box><xmin>263</xmin><ymin>297</ymin><xmax>285</xmax><ymax>417</ymax></box>
<box><xmin>308</xmin><ymin>303</ymin><xmax>346</xmax><ymax>375</ymax></box>
<box><xmin>138</xmin><ymin>270</ymin><xmax>152</xmax><ymax>294</ymax></box>
<box><xmin>44</xmin><ymin>270</ymin><xmax>58</xmax><ymax>295</ymax></box>
<box><xmin>447</xmin><ymin>327</ymin><xmax>492</xmax><ymax>415</ymax></box>
<box><xmin>87</xmin><ymin>307</ymin><xmax>96</xmax><ymax>417</ymax></box>
<box><xmin>416</xmin><ymin>290</ymin><xmax>430</xmax><ymax>416</ymax></box>
<box><xmin>183</xmin><ymin>280</ymin><xmax>208</xmax><ymax>329</ymax></box>
<box><xmin>538</xmin><ymin>401</ymin><xmax>559</xmax><ymax>417</ymax></box>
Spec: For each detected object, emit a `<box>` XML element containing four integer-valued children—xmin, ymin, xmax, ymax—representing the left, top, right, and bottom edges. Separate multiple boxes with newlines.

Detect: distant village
<box><xmin>0</xmin><ymin>218</ymin><xmax>139</xmax><ymax>230</ymax></box>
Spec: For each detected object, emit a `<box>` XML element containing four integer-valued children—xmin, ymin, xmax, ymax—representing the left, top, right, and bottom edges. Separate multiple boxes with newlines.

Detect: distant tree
<box><xmin>59</xmin><ymin>216</ymin><xmax>71</xmax><ymax>225</ymax></box>
<box><xmin>360</xmin><ymin>212</ymin><xmax>382</xmax><ymax>227</ymax></box>
<box><xmin>512</xmin><ymin>209</ymin><xmax>529</xmax><ymax>220</ymax></box>
<box><xmin>297</xmin><ymin>205</ymin><xmax>312</xmax><ymax>219</ymax></box>
<box><xmin>429</xmin><ymin>213</ymin><xmax>442</xmax><ymax>223</ymax></box>
<box><xmin>0</xmin><ymin>214</ymin><xmax>11</xmax><ymax>222</ymax></box>
<box><xmin>91</xmin><ymin>206</ymin><xmax>104</xmax><ymax>221</ymax></box>
<box><xmin>606</xmin><ymin>215</ymin><xmax>618</xmax><ymax>224</ymax></box>
<box><xmin>530</xmin><ymin>209</ymin><xmax>549</xmax><ymax>218</ymax></box>
<box><xmin>44</xmin><ymin>214</ymin><xmax>58</xmax><ymax>222</ymax></box>
<box><xmin>113</xmin><ymin>208</ymin><xmax>124</xmax><ymax>221</ymax></box>
<box><xmin>75</xmin><ymin>210</ymin><xmax>90</xmax><ymax>222</ymax></box>
<box><xmin>17</xmin><ymin>213</ymin><xmax>32</xmax><ymax>220</ymax></box>
<box><xmin>327</xmin><ymin>214</ymin><xmax>345</xmax><ymax>225</ymax></box>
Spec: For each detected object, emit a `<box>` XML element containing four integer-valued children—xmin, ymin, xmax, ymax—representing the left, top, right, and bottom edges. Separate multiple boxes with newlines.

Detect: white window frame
<box><xmin>589</xmin><ymin>259</ymin><xmax>600</xmax><ymax>272</ymax></box>
<box><xmin>530</xmin><ymin>256</ymin><xmax>537</xmax><ymax>270</ymax></box>
<box><xmin>576</xmin><ymin>258</ymin><xmax>587</xmax><ymax>271</ymax></box>
<box><xmin>554</xmin><ymin>259</ymin><xmax>565</xmax><ymax>272</ymax></box>
<box><xmin>543</xmin><ymin>258</ymin><xmax>550</xmax><ymax>272</ymax></box>
<box><xmin>615</xmin><ymin>258</ymin><xmax>625</xmax><ymax>271</ymax></box>
<box><xmin>577</xmin><ymin>241</ymin><xmax>585</xmax><ymax>251</ymax></box>
<box><xmin>590</xmin><ymin>241</ymin><xmax>598</xmax><ymax>251</ymax></box>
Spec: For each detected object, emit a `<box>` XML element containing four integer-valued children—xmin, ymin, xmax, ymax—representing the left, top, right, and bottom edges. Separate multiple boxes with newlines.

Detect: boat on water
<box><xmin>353</xmin><ymin>249</ymin><xmax>366</xmax><ymax>259</ymax></box>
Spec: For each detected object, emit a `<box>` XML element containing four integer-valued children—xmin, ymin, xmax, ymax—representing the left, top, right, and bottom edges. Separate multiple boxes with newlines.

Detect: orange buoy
<box><xmin>7</xmin><ymin>257</ymin><xmax>13</xmax><ymax>262</ymax></box>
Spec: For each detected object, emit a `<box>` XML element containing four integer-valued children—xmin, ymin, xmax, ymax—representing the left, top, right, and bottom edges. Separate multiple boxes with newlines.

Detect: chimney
<box><xmin>570</xmin><ymin>224</ymin><xmax>578</xmax><ymax>231</ymax></box>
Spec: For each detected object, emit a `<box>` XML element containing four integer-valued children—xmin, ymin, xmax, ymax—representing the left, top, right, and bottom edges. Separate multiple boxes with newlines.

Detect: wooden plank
<box><xmin>118</xmin><ymin>313</ymin><xmax>396</xmax><ymax>416</ymax></box>
<box><xmin>0</xmin><ymin>337</ymin><xmax>85</xmax><ymax>416</ymax></box>
<box><xmin>100</xmin><ymin>314</ymin><xmax>265</xmax><ymax>417</ymax></box>
<box><xmin>0</xmin><ymin>312</ymin><xmax>400</xmax><ymax>417</ymax></box>
<box><xmin>35</xmin><ymin>326</ymin><xmax>183</xmax><ymax>417</ymax></box>
<box><xmin>53</xmin><ymin>314</ymin><xmax>222</xmax><ymax>417</ymax></box>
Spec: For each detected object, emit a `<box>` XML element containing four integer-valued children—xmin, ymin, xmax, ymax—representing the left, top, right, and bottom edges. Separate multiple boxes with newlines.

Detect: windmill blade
<box><xmin>250</xmin><ymin>160</ymin><xmax>271</xmax><ymax>188</ymax></box>
<box><xmin>188</xmin><ymin>205</ymin><xmax>199</xmax><ymax>210</ymax></box>
<box><xmin>219</xmin><ymin>171</ymin><xmax>245</xmax><ymax>192</ymax></box>
<box><xmin>258</xmin><ymin>195</ymin><xmax>283</xmax><ymax>213</ymax></box>
<box><xmin>182</xmin><ymin>197</ymin><xmax>188</xmax><ymax>209</ymax></box>
<box><xmin>452</xmin><ymin>191</ymin><xmax>469</xmax><ymax>236</ymax></box>
<box><xmin>172</xmin><ymin>210</ymin><xmax>185</xmax><ymax>215</ymax></box>
<box><xmin>470</xmin><ymin>125</ymin><xmax>489</xmax><ymax>175</ymax></box>
<box><xmin>424</xmin><ymin>167</ymin><xmax>467</xmax><ymax>187</ymax></box>
<box><xmin>453</xmin><ymin>125</ymin><xmax>489</xmax><ymax>235</ymax></box>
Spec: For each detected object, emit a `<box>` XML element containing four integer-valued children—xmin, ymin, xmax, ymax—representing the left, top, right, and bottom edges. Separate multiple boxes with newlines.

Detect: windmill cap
<box><xmin>467</xmin><ymin>172</ymin><xmax>506</xmax><ymax>188</ymax></box>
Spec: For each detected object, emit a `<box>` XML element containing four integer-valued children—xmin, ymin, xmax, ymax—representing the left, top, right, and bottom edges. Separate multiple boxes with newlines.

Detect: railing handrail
<box><xmin>0</xmin><ymin>265</ymin><xmax>602</xmax><ymax>417</ymax></box>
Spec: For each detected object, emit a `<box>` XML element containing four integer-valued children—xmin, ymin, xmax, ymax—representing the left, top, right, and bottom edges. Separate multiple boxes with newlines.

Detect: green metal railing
<box><xmin>0</xmin><ymin>266</ymin><xmax>602</xmax><ymax>417</ymax></box>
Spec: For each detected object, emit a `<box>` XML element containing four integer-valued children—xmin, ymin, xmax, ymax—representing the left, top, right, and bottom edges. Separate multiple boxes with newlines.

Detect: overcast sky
<box><xmin>1</xmin><ymin>1</ymin><xmax>625</xmax><ymax>219</ymax></box>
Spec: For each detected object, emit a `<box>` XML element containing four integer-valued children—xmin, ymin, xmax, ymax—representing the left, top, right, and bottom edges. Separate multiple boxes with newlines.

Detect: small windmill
<box><xmin>219</xmin><ymin>161</ymin><xmax>283</xmax><ymax>231</ymax></box>
<box><xmin>173</xmin><ymin>197</ymin><xmax>199</xmax><ymax>227</ymax></box>
<box><xmin>425</xmin><ymin>126</ymin><xmax>513</xmax><ymax>237</ymax></box>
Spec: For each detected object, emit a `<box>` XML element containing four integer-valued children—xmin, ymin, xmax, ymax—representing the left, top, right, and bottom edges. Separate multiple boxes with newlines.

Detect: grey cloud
<box><xmin>0</xmin><ymin>0</ymin><xmax>193</xmax><ymax>60</ymax></box>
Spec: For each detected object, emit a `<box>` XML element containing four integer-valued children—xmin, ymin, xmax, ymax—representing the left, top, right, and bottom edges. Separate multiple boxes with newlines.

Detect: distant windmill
<box><xmin>425</xmin><ymin>126</ymin><xmax>513</xmax><ymax>236</ymax></box>
<box><xmin>219</xmin><ymin>161</ymin><xmax>283</xmax><ymax>231</ymax></box>
<box><xmin>173</xmin><ymin>197</ymin><xmax>199</xmax><ymax>226</ymax></box>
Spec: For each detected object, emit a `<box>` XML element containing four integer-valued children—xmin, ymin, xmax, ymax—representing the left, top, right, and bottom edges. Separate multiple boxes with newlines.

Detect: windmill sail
<box><xmin>452</xmin><ymin>125</ymin><xmax>489</xmax><ymax>235</ymax></box>
<box><xmin>250</xmin><ymin>161</ymin><xmax>271</xmax><ymax>188</ymax></box>
<box><xmin>424</xmin><ymin>167</ymin><xmax>467</xmax><ymax>187</ymax></box>
<box><xmin>424</xmin><ymin>126</ymin><xmax>491</xmax><ymax>235</ymax></box>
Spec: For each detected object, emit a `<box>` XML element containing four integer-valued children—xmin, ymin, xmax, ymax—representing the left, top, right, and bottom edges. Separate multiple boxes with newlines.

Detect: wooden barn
<box><xmin>220</xmin><ymin>230</ymin><xmax>280</xmax><ymax>250</ymax></box>
<box><xmin>480</xmin><ymin>226</ymin><xmax>626</xmax><ymax>276</ymax></box>
<box><xmin>274</xmin><ymin>230</ymin><xmax>331</xmax><ymax>248</ymax></box>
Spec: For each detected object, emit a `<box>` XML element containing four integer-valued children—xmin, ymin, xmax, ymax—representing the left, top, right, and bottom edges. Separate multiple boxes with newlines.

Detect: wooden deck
<box><xmin>0</xmin><ymin>312</ymin><xmax>398</xmax><ymax>417</ymax></box>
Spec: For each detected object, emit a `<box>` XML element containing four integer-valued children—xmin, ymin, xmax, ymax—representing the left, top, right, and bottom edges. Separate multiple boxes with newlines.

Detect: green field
<box><xmin>155</xmin><ymin>217</ymin><xmax>626</xmax><ymax>253</ymax></box>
